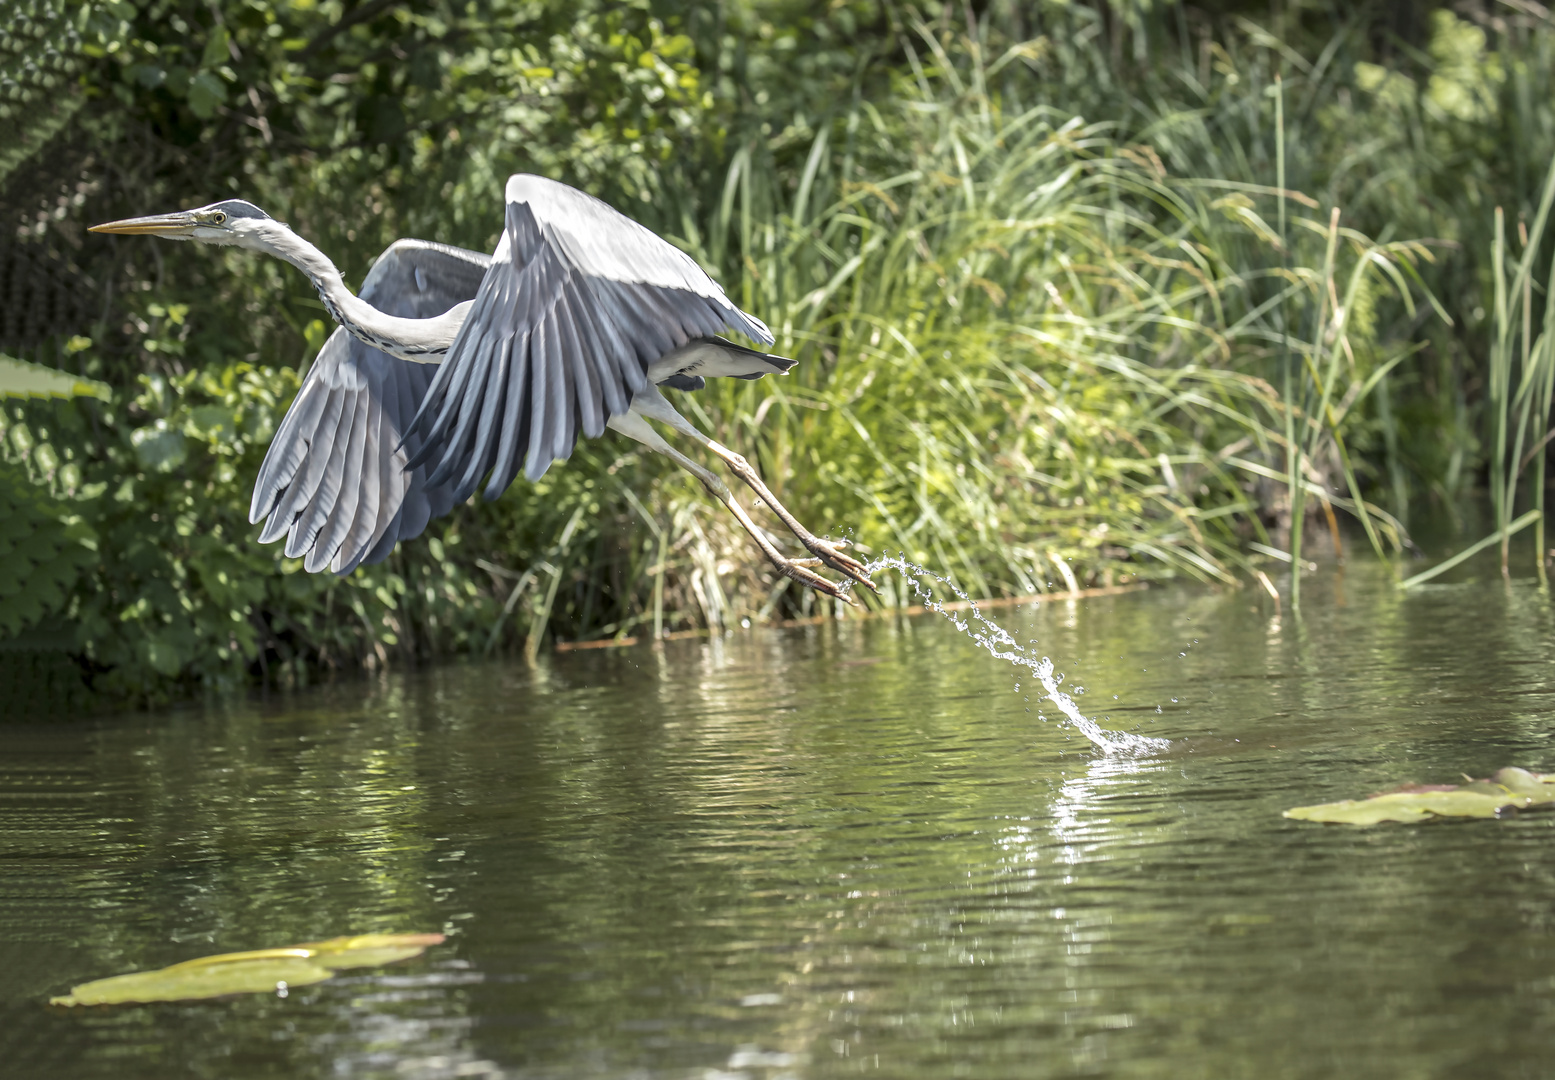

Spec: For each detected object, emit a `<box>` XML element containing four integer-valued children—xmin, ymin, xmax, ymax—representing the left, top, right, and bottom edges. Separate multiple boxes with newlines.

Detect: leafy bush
<box><xmin>2</xmin><ymin>1</ymin><xmax>1552</xmax><ymax>705</ymax></box>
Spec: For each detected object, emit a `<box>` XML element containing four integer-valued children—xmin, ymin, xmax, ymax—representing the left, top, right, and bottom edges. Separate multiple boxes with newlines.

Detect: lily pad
<box><xmin>296</xmin><ymin>933</ymin><xmax>448</xmax><ymax>970</ymax></box>
<box><xmin>1285</xmin><ymin>767</ymin><xmax>1555</xmax><ymax>826</ymax></box>
<box><xmin>48</xmin><ymin>933</ymin><xmax>445</xmax><ymax>1006</ymax></box>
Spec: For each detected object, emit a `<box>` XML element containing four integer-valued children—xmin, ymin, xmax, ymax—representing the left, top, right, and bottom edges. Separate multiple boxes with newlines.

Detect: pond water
<box><xmin>4</xmin><ymin>561</ymin><xmax>1555</xmax><ymax>1079</ymax></box>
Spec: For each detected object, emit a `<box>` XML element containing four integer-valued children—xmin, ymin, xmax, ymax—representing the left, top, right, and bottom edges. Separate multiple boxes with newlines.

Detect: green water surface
<box><xmin>3</xmin><ymin>564</ymin><xmax>1554</xmax><ymax>1078</ymax></box>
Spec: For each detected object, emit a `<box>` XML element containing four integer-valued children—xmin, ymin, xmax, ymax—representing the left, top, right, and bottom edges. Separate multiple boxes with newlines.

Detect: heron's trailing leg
<box><xmin>632</xmin><ymin>392</ymin><xmax>876</xmax><ymax>593</ymax></box>
<box><xmin>701</xmin><ymin>437</ymin><xmax>875</xmax><ymax>592</ymax></box>
<box><xmin>607</xmin><ymin>411</ymin><xmax>857</xmax><ymax>603</ymax></box>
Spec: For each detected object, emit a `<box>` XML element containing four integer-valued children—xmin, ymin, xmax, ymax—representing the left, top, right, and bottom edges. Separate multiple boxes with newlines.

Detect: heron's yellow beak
<box><xmin>88</xmin><ymin>212</ymin><xmax>198</xmax><ymax>237</ymax></box>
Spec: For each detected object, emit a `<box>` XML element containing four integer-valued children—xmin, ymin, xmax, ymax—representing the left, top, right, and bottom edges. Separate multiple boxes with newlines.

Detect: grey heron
<box><xmin>91</xmin><ymin>174</ymin><xmax>874</xmax><ymax>602</ymax></box>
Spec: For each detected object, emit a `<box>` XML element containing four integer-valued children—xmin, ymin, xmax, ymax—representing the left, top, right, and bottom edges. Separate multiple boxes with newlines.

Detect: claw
<box><xmin>806</xmin><ymin>538</ymin><xmax>878</xmax><ymax>592</ymax></box>
<box><xmin>777</xmin><ymin>557</ymin><xmax>855</xmax><ymax>604</ymax></box>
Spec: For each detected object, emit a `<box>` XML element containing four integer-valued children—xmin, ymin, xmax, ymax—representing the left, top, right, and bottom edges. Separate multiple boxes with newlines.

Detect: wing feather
<box><xmin>485</xmin><ymin>330</ymin><xmax>532</xmax><ymax>500</ymax></box>
<box><xmin>256</xmin><ymin>175</ymin><xmax>779</xmax><ymax>574</ymax></box>
<box><xmin>303</xmin><ymin>388</ymin><xmax>369</xmax><ymax>572</ymax></box>
<box><xmin>284</xmin><ymin>394</ymin><xmax>351</xmax><ymax>560</ymax></box>
<box><xmin>269</xmin><ymin>385</ymin><xmax>347</xmax><ymax>549</ymax></box>
<box><xmin>449</xmin><ymin>332</ymin><xmax>509</xmax><ymax>501</ymax></box>
<box><xmin>557</xmin><ymin>293</ymin><xmax>600</xmax><ymax>439</ymax></box>
<box><xmin>525</xmin><ymin>316</ymin><xmax>558</xmax><ymax>479</ymax></box>
<box><xmin>332</xmin><ymin>378</ymin><xmax>386</xmax><ymax>573</ymax></box>
<box><xmin>250</xmin><ymin>238</ymin><xmax>490</xmax><ymax>572</ymax></box>
<box><xmin>565</xmin><ymin>280</ymin><xmax>626</xmax><ymax>419</ymax></box>
<box><xmin>406</xmin><ymin>173</ymin><xmax>775</xmax><ymax>496</ymax></box>
<box><xmin>251</xmin><ymin>359</ymin><xmax>329</xmax><ymax>525</ymax></box>
<box><xmin>425</xmin><ymin>327</ymin><xmax>496</xmax><ymax>490</ymax></box>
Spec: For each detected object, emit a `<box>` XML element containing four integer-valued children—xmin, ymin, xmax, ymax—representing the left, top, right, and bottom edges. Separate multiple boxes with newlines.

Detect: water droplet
<box><xmin>858</xmin><ymin>554</ymin><xmax>1167</xmax><ymax>755</ymax></box>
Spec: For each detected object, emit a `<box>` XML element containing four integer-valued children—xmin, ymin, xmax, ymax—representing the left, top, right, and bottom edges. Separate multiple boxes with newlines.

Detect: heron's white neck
<box><xmin>245</xmin><ymin>221</ymin><xmax>466</xmax><ymax>363</ymax></box>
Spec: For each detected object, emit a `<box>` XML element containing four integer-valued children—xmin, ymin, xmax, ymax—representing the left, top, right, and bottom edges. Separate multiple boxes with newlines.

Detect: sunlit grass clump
<box><xmin>550</xmin><ymin>25</ymin><xmax>1435</xmax><ymax>636</ymax></box>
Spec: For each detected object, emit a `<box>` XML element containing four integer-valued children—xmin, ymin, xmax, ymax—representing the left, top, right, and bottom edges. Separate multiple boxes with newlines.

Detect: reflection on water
<box><xmin>4</xmin><ymin>562</ymin><xmax>1555</xmax><ymax>1078</ymax></box>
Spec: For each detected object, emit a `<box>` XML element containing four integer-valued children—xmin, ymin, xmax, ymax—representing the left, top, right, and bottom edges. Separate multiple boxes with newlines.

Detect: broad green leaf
<box><xmin>1285</xmin><ymin>768</ymin><xmax>1555</xmax><ymax>825</ymax></box>
<box><xmin>0</xmin><ymin>463</ymin><xmax>98</xmax><ymax>638</ymax></box>
<box><xmin>0</xmin><ymin>355</ymin><xmax>109</xmax><ymax>401</ymax></box>
<box><xmin>142</xmin><ymin>634</ymin><xmax>186</xmax><ymax>677</ymax></box>
<box><xmin>130</xmin><ymin>425</ymin><xmax>188</xmax><ymax>472</ymax></box>
<box><xmin>49</xmin><ymin>933</ymin><xmax>444</xmax><ymax>1006</ymax></box>
<box><xmin>200</xmin><ymin>26</ymin><xmax>230</xmax><ymax>69</ymax></box>
<box><xmin>186</xmin><ymin>71</ymin><xmax>226</xmax><ymax>119</ymax></box>
<box><xmin>187</xmin><ymin>404</ymin><xmax>240</xmax><ymax>441</ymax></box>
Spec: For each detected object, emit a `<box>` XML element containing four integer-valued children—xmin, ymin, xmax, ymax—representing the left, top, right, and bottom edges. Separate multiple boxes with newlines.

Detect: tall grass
<box><xmin>1401</xmin><ymin>154</ymin><xmax>1555</xmax><ymax>588</ymax></box>
<box><xmin>346</xmin><ymin>7</ymin><xmax>1555</xmax><ymax>654</ymax></box>
<box><xmin>674</xmin><ymin>19</ymin><xmax>1425</xmax><ymax>614</ymax></box>
<box><xmin>467</xmin><ymin>15</ymin><xmax>1443</xmax><ymax>649</ymax></box>
<box><xmin>994</xmin><ymin>2</ymin><xmax>1555</xmax><ymax>596</ymax></box>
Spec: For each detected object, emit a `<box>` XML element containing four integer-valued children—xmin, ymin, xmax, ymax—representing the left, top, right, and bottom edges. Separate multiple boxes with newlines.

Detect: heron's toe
<box><xmin>810</xmin><ymin>540</ymin><xmax>877</xmax><ymax>592</ymax></box>
<box><xmin>783</xmin><ymin>560</ymin><xmax>855</xmax><ymax>605</ymax></box>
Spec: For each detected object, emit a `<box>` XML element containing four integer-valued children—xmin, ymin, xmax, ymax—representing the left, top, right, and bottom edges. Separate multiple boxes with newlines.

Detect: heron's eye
<box><xmin>211</xmin><ymin>211</ymin><xmax>227</xmax><ymax>224</ymax></box>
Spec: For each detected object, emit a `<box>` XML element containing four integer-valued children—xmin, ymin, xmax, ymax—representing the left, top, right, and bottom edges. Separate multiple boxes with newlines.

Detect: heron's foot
<box><xmin>769</xmin><ymin>553</ymin><xmax>857</xmax><ymax>605</ymax></box>
<box><xmin>798</xmin><ymin>536</ymin><xmax>877</xmax><ymax>593</ymax></box>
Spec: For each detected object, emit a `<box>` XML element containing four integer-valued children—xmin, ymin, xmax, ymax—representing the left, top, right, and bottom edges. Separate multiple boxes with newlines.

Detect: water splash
<box><xmin>857</xmin><ymin>555</ymin><xmax>1170</xmax><ymax>756</ymax></box>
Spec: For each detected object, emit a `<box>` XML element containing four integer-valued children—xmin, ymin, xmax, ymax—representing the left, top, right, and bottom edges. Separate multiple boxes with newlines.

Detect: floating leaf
<box><xmin>296</xmin><ymin>933</ymin><xmax>448</xmax><ymax>970</ymax></box>
<box><xmin>1285</xmin><ymin>768</ymin><xmax>1555</xmax><ymax>825</ymax></box>
<box><xmin>48</xmin><ymin>933</ymin><xmax>445</xmax><ymax>1006</ymax></box>
<box><xmin>50</xmin><ymin>953</ymin><xmax>333</xmax><ymax>1006</ymax></box>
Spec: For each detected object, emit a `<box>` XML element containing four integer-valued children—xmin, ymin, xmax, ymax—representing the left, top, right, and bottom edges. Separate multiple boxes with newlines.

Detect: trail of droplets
<box><xmin>858</xmin><ymin>555</ymin><xmax>1170</xmax><ymax>756</ymax></box>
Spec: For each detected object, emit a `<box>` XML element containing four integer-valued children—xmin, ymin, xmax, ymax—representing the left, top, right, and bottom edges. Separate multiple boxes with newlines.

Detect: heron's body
<box><xmin>91</xmin><ymin>175</ymin><xmax>873</xmax><ymax>599</ymax></box>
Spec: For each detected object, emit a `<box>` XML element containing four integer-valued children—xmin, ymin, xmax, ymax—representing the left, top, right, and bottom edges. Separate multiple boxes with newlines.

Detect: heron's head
<box><xmin>90</xmin><ymin>199</ymin><xmax>285</xmax><ymax>249</ymax></box>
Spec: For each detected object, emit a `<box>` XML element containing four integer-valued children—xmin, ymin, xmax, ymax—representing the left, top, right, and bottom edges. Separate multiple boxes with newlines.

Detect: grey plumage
<box><xmin>93</xmin><ymin>174</ymin><xmax>874</xmax><ymax>601</ymax></box>
<box><xmin>249</xmin><ymin>239</ymin><xmax>487</xmax><ymax>573</ymax></box>
<box><xmin>404</xmin><ymin>176</ymin><xmax>774</xmax><ymax>500</ymax></box>
<box><xmin>247</xmin><ymin>186</ymin><xmax>787</xmax><ymax>575</ymax></box>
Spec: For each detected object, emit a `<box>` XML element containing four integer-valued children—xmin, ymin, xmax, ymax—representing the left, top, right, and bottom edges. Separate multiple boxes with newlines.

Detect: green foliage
<box><xmin>0</xmin><ymin>353</ymin><xmax>105</xmax><ymax>648</ymax></box>
<box><xmin>0</xmin><ymin>353</ymin><xmax>108</xmax><ymax>402</ymax></box>
<box><xmin>0</xmin><ymin>460</ymin><xmax>96</xmax><ymax>639</ymax></box>
<box><xmin>4</xmin><ymin>1</ymin><xmax>1555</xmax><ymax>704</ymax></box>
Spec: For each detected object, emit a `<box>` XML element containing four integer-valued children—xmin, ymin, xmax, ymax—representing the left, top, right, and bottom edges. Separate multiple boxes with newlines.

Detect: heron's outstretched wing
<box><xmin>249</xmin><ymin>238</ymin><xmax>489</xmax><ymax>574</ymax></box>
<box><xmin>404</xmin><ymin>174</ymin><xmax>774</xmax><ymax>502</ymax></box>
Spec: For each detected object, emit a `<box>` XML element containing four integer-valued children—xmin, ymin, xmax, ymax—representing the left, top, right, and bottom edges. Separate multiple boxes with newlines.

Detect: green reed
<box><xmin>479</xmin><ymin>10</ymin><xmax>1468</xmax><ymax>652</ymax></box>
<box><xmin>656</xmin><ymin>18</ymin><xmax>1429</xmax><ymax>624</ymax></box>
<box><xmin>310</xmin><ymin>6</ymin><xmax>1525</xmax><ymax>656</ymax></box>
